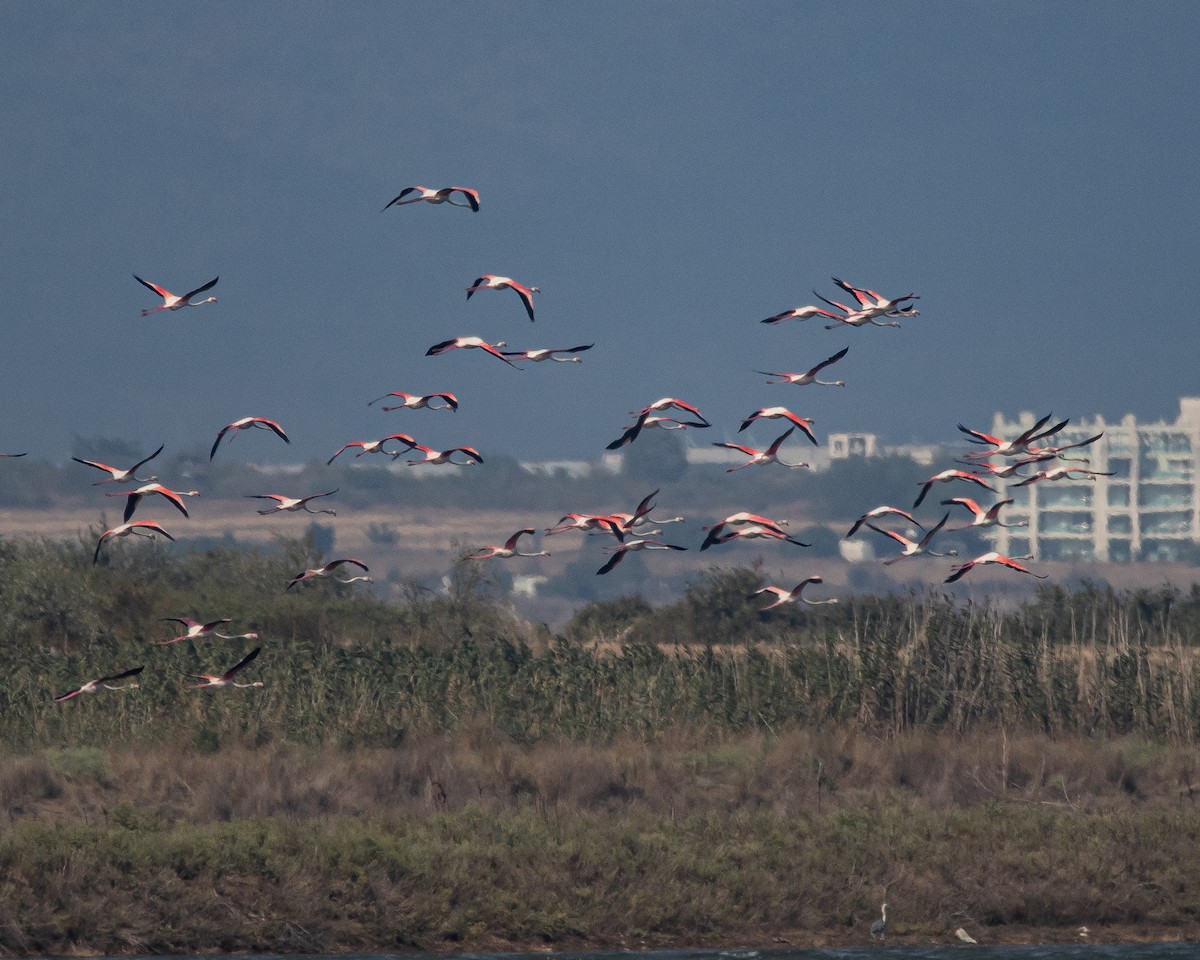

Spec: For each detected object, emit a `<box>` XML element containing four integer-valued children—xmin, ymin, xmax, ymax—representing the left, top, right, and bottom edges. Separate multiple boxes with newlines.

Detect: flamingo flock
<box><xmin>44</xmin><ymin>175</ymin><xmax>1123</xmax><ymax>705</ymax></box>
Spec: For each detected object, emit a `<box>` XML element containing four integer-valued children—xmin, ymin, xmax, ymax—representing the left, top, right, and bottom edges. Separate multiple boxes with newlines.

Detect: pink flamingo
<box><xmin>210</xmin><ymin>417</ymin><xmax>289</xmax><ymax>460</ymax></box>
<box><xmin>404</xmin><ymin>443</ymin><xmax>484</xmax><ymax>466</ymax></box>
<box><xmin>846</xmin><ymin>506</ymin><xmax>924</xmax><ymax>539</ymax></box>
<box><xmin>383</xmin><ymin>185</ymin><xmax>480</xmax><ymax>211</ymax></box>
<box><xmin>544</xmin><ymin>513</ymin><xmax>618</xmax><ymax>536</ymax></box>
<box><xmin>1012</xmin><ymin>466</ymin><xmax>1114</xmax><ymax>487</ymax></box>
<box><xmin>1</xmin><ymin>451</ymin><xmax>28</xmax><ymax>458</ymax></box>
<box><xmin>701</xmin><ymin>523</ymin><xmax>810</xmax><ymax>550</ymax></box>
<box><xmin>713</xmin><ymin>427</ymin><xmax>810</xmax><ymax>472</ymax></box>
<box><xmin>914</xmin><ymin>469</ymin><xmax>996</xmax><ymax>508</ymax></box>
<box><xmin>286</xmin><ymin>558</ymin><xmax>372</xmax><ymax>591</ymax></box>
<box><xmin>757</xmin><ymin>346</ymin><xmax>849</xmax><ymax>386</ymax></box>
<box><xmin>106</xmin><ymin>482</ymin><xmax>198</xmax><ymax>522</ymax></box>
<box><xmin>812</xmin><ymin>289</ymin><xmax>907</xmax><ymax>329</ymax></box>
<box><xmin>157</xmin><ymin>617</ymin><xmax>259</xmax><ymax>646</ymax></box>
<box><xmin>186</xmin><ymin>647</ymin><xmax>264</xmax><ymax>690</ymax></box>
<box><xmin>1024</xmin><ymin>432</ymin><xmax>1105</xmax><ymax>461</ymax></box>
<box><xmin>465</xmin><ymin>275</ymin><xmax>539</xmax><ymax>322</ymax></box>
<box><xmin>632</xmin><ymin>397</ymin><xmax>711</xmax><ymax>424</ymax></box>
<box><xmin>959</xmin><ymin>413</ymin><xmax>1068</xmax><ymax>459</ymax></box>
<box><xmin>247</xmin><ymin>490</ymin><xmax>338</xmax><ymax>515</ymax></box>
<box><xmin>945</xmin><ymin>552</ymin><xmax>1047</xmax><ymax>584</ymax></box>
<box><xmin>133</xmin><ymin>274</ymin><xmax>218</xmax><ymax>317</ymax></box>
<box><xmin>327</xmin><ymin>435</ymin><xmax>416</xmax><ymax>464</ymax></box>
<box><xmin>866</xmin><ymin>513</ymin><xmax>956</xmax><ymax>565</ymax></box>
<box><xmin>594</xmin><ymin>489</ymin><xmax>679</xmax><ymax>539</ymax></box>
<box><xmin>501</xmin><ymin>344</ymin><xmax>594</xmax><ymax>363</ymax></box>
<box><xmin>93</xmin><ymin>520</ymin><xmax>175</xmax><ymax>564</ymax></box>
<box><xmin>761</xmin><ymin>304</ymin><xmax>840</xmax><ymax>325</ymax></box>
<box><xmin>607</xmin><ymin>412</ymin><xmax>709</xmax><ymax>450</ymax></box>
<box><xmin>465</xmin><ymin>529</ymin><xmax>550</xmax><ymax>560</ymax></box>
<box><xmin>53</xmin><ymin>666</ymin><xmax>144</xmax><ymax>702</ymax></box>
<box><xmin>751</xmin><ymin>577</ymin><xmax>838</xmax><ymax>609</ymax></box>
<box><xmin>596</xmin><ymin>537</ymin><xmax>687</xmax><ymax>575</ymax></box>
<box><xmin>941</xmin><ymin>497</ymin><xmax>1027</xmax><ymax>530</ymax></box>
<box><xmin>831</xmin><ymin>277</ymin><xmax>919</xmax><ymax>318</ymax></box>
<box><xmin>964</xmin><ymin>455</ymin><xmax>1056</xmax><ymax>479</ymax></box>
<box><xmin>72</xmin><ymin>444</ymin><xmax>163</xmax><ymax>484</ymax></box>
<box><xmin>369</xmin><ymin>391</ymin><xmax>459</xmax><ymax>412</ymax></box>
<box><xmin>426</xmin><ymin>336</ymin><xmax>520</xmax><ymax>367</ymax></box>
<box><xmin>738</xmin><ymin>407</ymin><xmax>818</xmax><ymax>443</ymax></box>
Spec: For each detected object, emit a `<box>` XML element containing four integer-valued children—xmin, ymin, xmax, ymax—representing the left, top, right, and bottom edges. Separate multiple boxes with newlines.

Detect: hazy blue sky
<box><xmin>2</xmin><ymin>1</ymin><xmax>1197</xmax><ymax>467</ymax></box>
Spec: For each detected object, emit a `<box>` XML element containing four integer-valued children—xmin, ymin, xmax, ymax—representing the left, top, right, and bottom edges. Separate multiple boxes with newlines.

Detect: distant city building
<box><xmin>827</xmin><ymin>432</ymin><xmax>938</xmax><ymax>466</ymax></box>
<box><xmin>828</xmin><ymin>433</ymin><xmax>878</xmax><ymax>459</ymax></box>
<box><xmin>989</xmin><ymin>398</ymin><xmax>1200</xmax><ymax>563</ymax></box>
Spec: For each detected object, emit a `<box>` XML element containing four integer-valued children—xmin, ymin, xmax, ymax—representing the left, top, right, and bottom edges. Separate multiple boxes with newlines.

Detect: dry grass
<box><xmin>5</xmin><ymin>728</ymin><xmax>1200</xmax><ymax>830</ymax></box>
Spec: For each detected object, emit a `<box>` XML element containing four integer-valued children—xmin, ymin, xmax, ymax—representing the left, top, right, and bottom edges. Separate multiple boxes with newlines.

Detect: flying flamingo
<box><xmin>914</xmin><ymin>469</ymin><xmax>996</xmax><ymax>508</ymax></box>
<box><xmin>247</xmin><ymin>490</ymin><xmax>339</xmax><ymax>515</ymax></box>
<box><xmin>941</xmin><ymin>497</ymin><xmax>1028</xmax><ymax>530</ymax></box>
<box><xmin>403</xmin><ymin>443</ymin><xmax>484</xmax><ymax>466</ymax></box>
<box><xmin>1012</xmin><ymin>466</ymin><xmax>1115</xmax><ymax>487</ymax></box>
<box><xmin>466</xmin><ymin>275</ymin><xmax>539</xmax><ymax>322</ymax></box>
<box><xmin>186</xmin><ymin>647</ymin><xmax>264</xmax><ymax>690</ymax></box>
<box><xmin>327</xmin><ymin>435</ymin><xmax>416</xmax><ymax>464</ymax></box>
<box><xmin>700</xmin><ymin>514</ymin><xmax>796</xmax><ymax>550</ymax></box>
<box><xmin>596</xmin><ymin>537</ymin><xmax>687</xmax><ymax>575</ymax></box>
<box><xmin>501</xmin><ymin>344</ymin><xmax>594</xmax><ymax>363</ymax></box>
<box><xmin>210</xmin><ymin>417</ymin><xmax>289</xmax><ymax>460</ymax></box>
<box><xmin>1</xmin><ymin>451</ymin><xmax>28</xmax><ymax>458</ymax></box>
<box><xmin>1024</xmin><ymin>432</ymin><xmax>1105</xmax><ymax>461</ymax></box>
<box><xmin>544</xmin><ymin>513</ymin><xmax>621</xmax><ymax>536</ymax></box>
<box><xmin>831</xmin><ymin>277</ymin><xmax>919</xmax><ymax>318</ymax></box>
<box><xmin>701</xmin><ymin>512</ymin><xmax>791</xmax><ymax>533</ymax></box>
<box><xmin>632</xmin><ymin>398</ymin><xmax>711</xmax><ymax>424</ymax></box>
<box><xmin>426</xmin><ymin>336</ymin><xmax>520</xmax><ymax>367</ymax></box>
<box><xmin>465</xmin><ymin>529</ymin><xmax>550</xmax><ymax>560</ymax></box>
<box><xmin>866</xmin><ymin>513</ymin><xmax>956</xmax><ymax>565</ymax></box>
<box><xmin>751</xmin><ymin>577</ymin><xmax>838</xmax><ymax>609</ymax></box>
<box><xmin>133</xmin><ymin>274</ymin><xmax>219</xmax><ymax>317</ymax></box>
<box><xmin>700</xmin><ymin>523</ymin><xmax>811</xmax><ymax>550</ymax></box>
<box><xmin>157</xmin><ymin>616</ymin><xmax>259</xmax><ymax>645</ymax></box>
<box><xmin>812</xmin><ymin>290</ymin><xmax>904</xmax><ymax>330</ymax></box>
<box><xmin>758</xmin><ymin>346</ymin><xmax>849</xmax><ymax>386</ymax></box>
<box><xmin>696</xmin><ymin>508</ymin><xmax>796</xmax><ymax>547</ymax></box>
<box><xmin>286</xmin><ymin>558</ymin><xmax>372</xmax><ymax>591</ymax></box>
<box><xmin>846</xmin><ymin>506</ymin><xmax>924</xmax><ymax>539</ymax></box>
<box><xmin>106</xmin><ymin>482</ymin><xmax>198</xmax><ymax>522</ymax></box>
<box><xmin>72</xmin><ymin>444</ymin><xmax>164</xmax><ymax>484</ymax></box>
<box><xmin>93</xmin><ymin>520</ymin><xmax>175</xmax><ymax>564</ymax></box>
<box><xmin>53</xmin><ymin>666</ymin><xmax>144</xmax><ymax>702</ymax></box>
<box><xmin>761</xmin><ymin>304</ymin><xmax>840</xmax><ymax>324</ymax></box>
<box><xmin>368</xmin><ymin>391</ymin><xmax>459</xmax><ymax>412</ymax></box>
<box><xmin>592</xmin><ymin>489</ymin><xmax>678</xmax><ymax>539</ymax></box>
<box><xmin>964</xmin><ymin>454</ymin><xmax>1056</xmax><ymax>479</ymax></box>
<box><xmin>713</xmin><ymin>427</ymin><xmax>810</xmax><ymax>472</ymax></box>
<box><xmin>605</xmin><ymin>413</ymin><xmax>705</xmax><ymax>450</ymax></box>
<box><xmin>958</xmin><ymin>413</ymin><xmax>1068</xmax><ymax>459</ymax></box>
<box><xmin>738</xmin><ymin>407</ymin><xmax>818</xmax><ymax>443</ymax></box>
<box><xmin>383</xmin><ymin>185</ymin><xmax>480</xmax><ymax>211</ymax></box>
<box><xmin>944</xmin><ymin>552</ymin><xmax>1047</xmax><ymax>584</ymax></box>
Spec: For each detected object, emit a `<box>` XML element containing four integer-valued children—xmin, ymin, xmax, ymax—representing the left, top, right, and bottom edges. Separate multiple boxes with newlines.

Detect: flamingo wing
<box><xmin>132</xmin><ymin>274</ymin><xmax>172</xmax><ymax>298</ymax></box>
<box><xmin>808</xmin><ymin>346</ymin><xmax>849</xmax><ymax>376</ymax></box>
<box><xmin>181</xmin><ymin>277</ymin><xmax>219</xmax><ymax>301</ymax></box>
<box><xmin>223</xmin><ymin>646</ymin><xmax>262</xmax><ymax>678</ymax></box>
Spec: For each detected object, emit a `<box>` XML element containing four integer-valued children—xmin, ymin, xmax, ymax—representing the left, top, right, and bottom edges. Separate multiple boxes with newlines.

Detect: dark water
<box><xmin>83</xmin><ymin>946</ymin><xmax>1199</xmax><ymax>960</ymax></box>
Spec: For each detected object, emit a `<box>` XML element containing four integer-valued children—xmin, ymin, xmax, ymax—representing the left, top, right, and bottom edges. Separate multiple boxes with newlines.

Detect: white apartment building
<box><xmin>989</xmin><ymin>398</ymin><xmax>1200</xmax><ymax>563</ymax></box>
